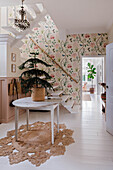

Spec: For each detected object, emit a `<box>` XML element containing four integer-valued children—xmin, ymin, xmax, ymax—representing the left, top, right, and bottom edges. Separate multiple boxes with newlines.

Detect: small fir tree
<box><xmin>19</xmin><ymin>52</ymin><xmax>52</xmax><ymax>94</ymax></box>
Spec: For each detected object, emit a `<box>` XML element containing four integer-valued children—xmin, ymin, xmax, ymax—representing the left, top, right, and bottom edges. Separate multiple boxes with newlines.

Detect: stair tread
<box><xmin>63</xmin><ymin>100</ymin><xmax>74</xmax><ymax>107</ymax></box>
<box><xmin>50</xmin><ymin>90</ymin><xmax>63</xmax><ymax>96</ymax></box>
<box><xmin>27</xmin><ymin>4</ymin><xmax>41</xmax><ymax>14</ymax></box>
<box><xmin>45</xmin><ymin>96</ymin><xmax>61</xmax><ymax>100</ymax></box>
<box><xmin>2</xmin><ymin>26</ymin><xmax>19</xmax><ymax>36</ymax></box>
<box><xmin>48</xmin><ymin>80</ymin><xmax>54</xmax><ymax>84</ymax></box>
<box><xmin>45</xmin><ymin>96</ymin><xmax>62</xmax><ymax>103</ymax></box>
<box><xmin>26</xmin><ymin>11</ymin><xmax>34</xmax><ymax>21</ymax></box>
<box><xmin>61</xmin><ymin>95</ymin><xmax>71</xmax><ymax>102</ymax></box>
<box><xmin>10</xmin><ymin>9</ymin><xmax>47</xmax><ymax>47</ymax></box>
<box><xmin>64</xmin><ymin>105</ymin><xmax>81</xmax><ymax>114</ymax></box>
<box><xmin>52</xmin><ymin>85</ymin><xmax>59</xmax><ymax>89</ymax></box>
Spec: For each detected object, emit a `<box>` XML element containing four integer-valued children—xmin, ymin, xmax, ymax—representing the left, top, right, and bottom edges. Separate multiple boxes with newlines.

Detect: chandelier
<box><xmin>15</xmin><ymin>0</ymin><xmax>30</xmax><ymax>30</ymax></box>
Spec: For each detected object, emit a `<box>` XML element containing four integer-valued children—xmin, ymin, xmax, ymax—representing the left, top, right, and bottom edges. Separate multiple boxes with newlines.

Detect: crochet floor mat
<box><xmin>0</xmin><ymin>121</ymin><xmax>75</xmax><ymax>167</ymax></box>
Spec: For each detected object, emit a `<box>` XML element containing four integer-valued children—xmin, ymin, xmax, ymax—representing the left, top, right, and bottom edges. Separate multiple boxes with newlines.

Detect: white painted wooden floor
<box><xmin>0</xmin><ymin>94</ymin><xmax>113</xmax><ymax>170</ymax></box>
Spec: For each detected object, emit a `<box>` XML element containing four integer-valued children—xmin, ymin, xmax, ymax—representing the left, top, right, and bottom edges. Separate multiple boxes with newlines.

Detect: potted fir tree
<box><xmin>19</xmin><ymin>52</ymin><xmax>52</xmax><ymax>101</ymax></box>
<box><xmin>87</xmin><ymin>62</ymin><xmax>96</xmax><ymax>94</ymax></box>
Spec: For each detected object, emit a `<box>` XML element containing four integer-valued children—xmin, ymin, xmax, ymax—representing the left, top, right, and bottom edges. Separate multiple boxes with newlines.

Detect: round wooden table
<box><xmin>13</xmin><ymin>97</ymin><xmax>60</xmax><ymax>144</ymax></box>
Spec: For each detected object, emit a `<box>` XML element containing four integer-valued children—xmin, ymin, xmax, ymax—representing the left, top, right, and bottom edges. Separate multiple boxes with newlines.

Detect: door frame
<box><xmin>80</xmin><ymin>55</ymin><xmax>105</xmax><ymax>106</ymax></box>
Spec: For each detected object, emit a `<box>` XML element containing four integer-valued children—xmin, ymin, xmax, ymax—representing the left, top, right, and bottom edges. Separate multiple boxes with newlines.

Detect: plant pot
<box><xmin>90</xmin><ymin>87</ymin><xmax>94</xmax><ymax>94</ymax></box>
<box><xmin>31</xmin><ymin>87</ymin><xmax>45</xmax><ymax>101</ymax></box>
<box><xmin>101</xmin><ymin>92</ymin><xmax>106</xmax><ymax>101</ymax></box>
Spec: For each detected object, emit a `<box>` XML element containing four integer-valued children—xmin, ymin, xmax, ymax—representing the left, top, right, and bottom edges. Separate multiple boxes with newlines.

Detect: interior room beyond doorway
<box><xmin>82</xmin><ymin>56</ymin><xmax>104</xmax><ymax>96</ymax></box>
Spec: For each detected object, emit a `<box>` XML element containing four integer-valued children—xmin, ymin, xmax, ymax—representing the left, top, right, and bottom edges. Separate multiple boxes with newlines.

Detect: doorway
<box><xmin>82</xmin><ymin>56</ymin><xmax>104</xmax><ymax>99</ymax></box>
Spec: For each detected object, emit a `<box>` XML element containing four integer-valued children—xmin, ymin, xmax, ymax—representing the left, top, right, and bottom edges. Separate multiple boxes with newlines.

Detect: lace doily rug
<box><xmin>0</xmin><ymin>121</ymin><xmax>75</xmax><ymax>167</ymax></box>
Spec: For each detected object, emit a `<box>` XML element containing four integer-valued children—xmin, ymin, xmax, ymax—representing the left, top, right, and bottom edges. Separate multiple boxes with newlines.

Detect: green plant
<box><xmin>87</xmin><ymin>62</ymin><xmax>96</xmax><ymax>88</ymax></box>
<box><xmin>19</xmin><ymin>52</ymin><xmax>52</xmax><ymax>94</ymax></box>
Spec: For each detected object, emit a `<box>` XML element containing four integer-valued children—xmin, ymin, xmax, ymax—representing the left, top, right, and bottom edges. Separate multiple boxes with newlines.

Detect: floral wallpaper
<box><xmin>20</xmin><ymin>15</ymin><xmax>108</xmax><ymax>104</ymax></box>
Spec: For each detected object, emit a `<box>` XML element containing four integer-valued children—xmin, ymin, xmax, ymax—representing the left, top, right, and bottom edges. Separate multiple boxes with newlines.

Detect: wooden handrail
<box><xmin>30</xmin><ymin>38</ymin><xmax>78</xmax><ymax>83</ymax></box>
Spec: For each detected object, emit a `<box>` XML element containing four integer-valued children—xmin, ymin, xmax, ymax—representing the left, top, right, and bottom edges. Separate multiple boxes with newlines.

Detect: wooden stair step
<box><xmin>61</xmin><ymin>95</ymin><xmax>71</xmax><ymax>102</ymax></box>
<box><xmin>63</xmin><ymin>99</ymin><xmax>74</xmax><ymax>108</ymax></box>
<box><xmin>50</xmin><ymin>90</ymin><xmax>63</xmax><ymax>96</ymax></box>
<box><xmin>48</xmin><ymin>80</ymin><xmax>54</xmax><ymax>84</ymax></box>
<box><xmin>39</xmin><ymin>76</ymin><xmax>45</xmax><ymax>79</ymax></box>
<box><xmin>45</xmin><ymin>96</ymin><xmax>62</xmax><ymax>103</ymax></box>
<box><xmin>27</xmin><ymin>4</ymin><xmax>41</xmax><ymax>15</ymax></box>
<box><xmin>69</xmin><ymin>105</ymin><xmax>81</xmax><ymax>113</ymax></box>
<box><xmin>2</xmin><ymin>26</ymin><xmax>19</xmax><ymax>37</ymax></box>
<box><xmin>26</xmin><ymin>11</ymin><xmax>34</xmax><ymax>21</ymax></box>
<box><xmin>52</xmin><ymin>85</ymin><xmax>59</xmax><ymax>89</ymax></box>
<box><xmin>10</xmin><ymin>9</ymin><xmax>47</xmax><ymax>47</ymax></box>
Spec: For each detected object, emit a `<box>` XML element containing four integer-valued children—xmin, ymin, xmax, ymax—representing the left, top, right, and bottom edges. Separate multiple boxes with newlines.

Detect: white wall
<box><xmin>0</xmin><ymin>35</ymin><xmax>21</xmax><ymax>78</ymax></box>
<box><xmin>0</xmin><ymin>7</ymin><xmax>9</xmax><ymax>34</ymax></box>
<box><xmin>108</xmin><ymin>23</ymin><xmax>113</xmax><ymax>43</ymax></box>
<box><xmin>0</xmin><ymin>42</ymin><xmax>7</xmax><ymax>77</ymax></box>
<box><xmin>7</xmin><ymin>44</ymin><xmax>21</xmax><ymax>77</ymax></box>
<box><xmin>0</xmin><ymin>8</ymin><xmax>1</xmax><ymax>33</ymax></box>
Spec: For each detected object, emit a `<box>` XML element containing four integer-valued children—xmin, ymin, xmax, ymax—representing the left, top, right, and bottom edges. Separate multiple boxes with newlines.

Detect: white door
<box><xmin>97</xmin><ymin>64</ymin><xmax>101</xmax><ymax>95</ymax></box>
<box><xmin>106</xmin><ymin>43</ymin><xmax>113</xmax><ymax>135</ymax></box>
<box><xmin>0</xmin><ymin>81</ymin><xmax>2</xmax><ymax>121</ymax></box>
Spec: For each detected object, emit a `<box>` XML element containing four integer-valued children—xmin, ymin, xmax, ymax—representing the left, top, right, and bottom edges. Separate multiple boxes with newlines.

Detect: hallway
<box><xmin>0</xmin><ymin>95</ymin><xmax>113</xmax><ymax>170</ymax></box>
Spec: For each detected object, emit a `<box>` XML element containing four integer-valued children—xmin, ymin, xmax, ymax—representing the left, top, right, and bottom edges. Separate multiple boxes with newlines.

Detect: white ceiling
<box><xmin>0</xmin><ymin>0</ymin><xmax>41</xmax><ymax>6</ymax></box>
<box><xmin>0</xmin><ymin>0</ymin><xmax>113</xmax><ymax>34</ymax></box>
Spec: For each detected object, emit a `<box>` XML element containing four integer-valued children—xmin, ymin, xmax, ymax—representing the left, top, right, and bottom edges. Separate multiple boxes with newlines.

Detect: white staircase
<box><xmin>1</xmin><ymin>3</ymin><xmax>76</xmax><ymax>113</ymax></box>
<box><xmin>61</xmin><ymin>95</ymin><xmax>71</xmax><ymax>103</ymax></box>
<box><xmin>46</xmin><ymin>82</ymin><xmax>75</xmax><ymax>113</ymax></box>
<box><xmin>50</xmin><ymin>90</ymin><xmax>64</xmax><ymax>97</ymax></box>
<box><xmin>1</xmin><ymin>4</ymin><xmax>47</xmax><ymax>48</ymax></box>
<box><xmin>62</xmin><ymin>99</ymin><xmax>74</xmax><ymax>110</ymax></box>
